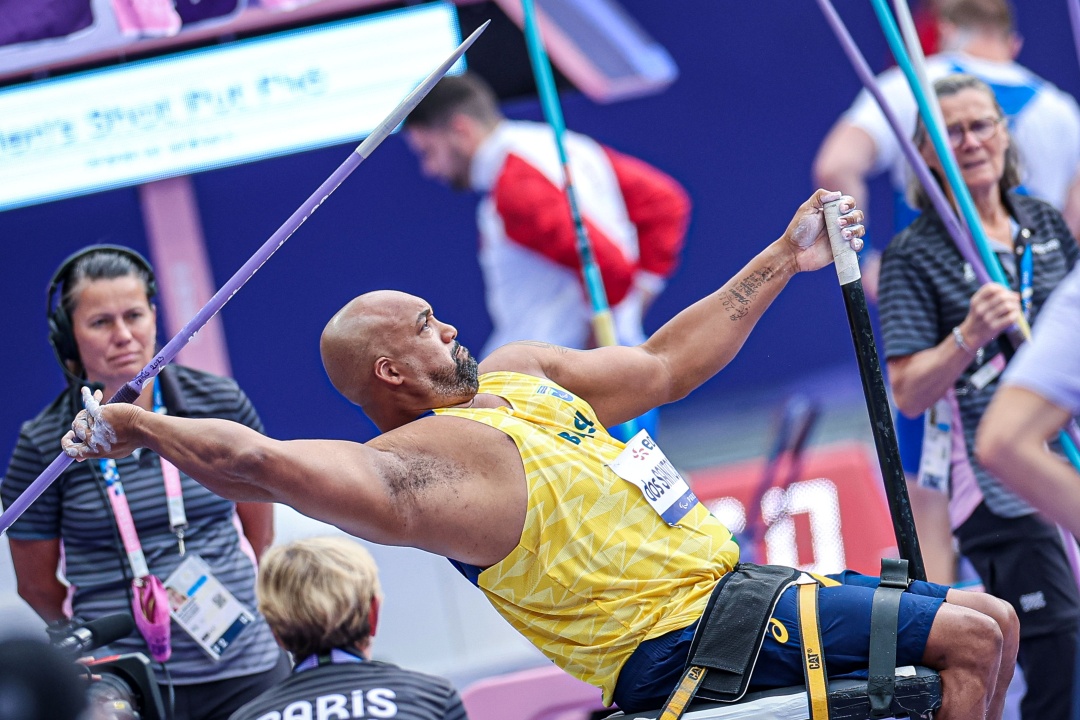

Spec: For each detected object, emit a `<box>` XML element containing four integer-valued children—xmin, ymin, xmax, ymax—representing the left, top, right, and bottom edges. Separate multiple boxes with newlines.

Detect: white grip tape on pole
<box><xmin>824</xmin><ymin>199</ymin><xmax>861</xmax><ymax>286</ymax></box>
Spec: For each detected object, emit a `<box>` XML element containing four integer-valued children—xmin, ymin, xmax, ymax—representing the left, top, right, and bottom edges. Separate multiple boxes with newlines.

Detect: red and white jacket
<box><xmin>470</xmin><ymin>121</ymin><xmax>690</xmax><ymax>356</ymax></box>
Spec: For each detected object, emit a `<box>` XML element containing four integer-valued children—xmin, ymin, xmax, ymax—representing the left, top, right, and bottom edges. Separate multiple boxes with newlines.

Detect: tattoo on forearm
<box><xmin>722</xmin><ymin>267</ymin><xmax>775</xmax><ymax>321</ymax></box>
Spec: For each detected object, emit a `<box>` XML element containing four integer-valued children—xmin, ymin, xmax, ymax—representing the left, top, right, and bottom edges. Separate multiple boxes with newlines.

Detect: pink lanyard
<box><xmin>99</xmin><ymin>381</ymin><xmax>188</xmax><ymax>580</ymax></box>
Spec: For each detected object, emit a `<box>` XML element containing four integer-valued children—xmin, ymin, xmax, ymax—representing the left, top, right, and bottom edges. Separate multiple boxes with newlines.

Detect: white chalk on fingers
<box><xmin>80</xmin><ymin>386</ymin><xmax>117</xmax><ymax>453</ymax></box>
<box><xmin>63</xmin><ymin>432</ymin><xmax>86</xmax><ymax>459</ymax></box>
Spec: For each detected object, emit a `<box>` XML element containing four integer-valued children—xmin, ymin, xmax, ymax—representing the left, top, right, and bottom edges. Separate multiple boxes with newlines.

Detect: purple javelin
<box><xmin>0</xmin><ymin>22</ymin><xmax>490</xmax><ymax>537</ymax></box>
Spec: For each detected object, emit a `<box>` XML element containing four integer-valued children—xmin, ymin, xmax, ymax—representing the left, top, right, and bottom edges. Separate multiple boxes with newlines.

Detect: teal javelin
<box><xmin>518</xmin><ymin>0</ymin><xmax>642</xmax><ymax>440</ymax></box>
<box><xmin>518</xmin><ymin>0</ymin><xmax>616</xmax><ymax>342</ymax></box>
<box><xmin>868</xmin><ymin>0</ymin><xmax>1006</xmax><ymax>286</ymax></box>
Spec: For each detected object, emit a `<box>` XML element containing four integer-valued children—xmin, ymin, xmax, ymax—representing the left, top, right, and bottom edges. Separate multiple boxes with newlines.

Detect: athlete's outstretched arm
<box><xmin>60</xmin><ymin>399</ymin><xmax>418</xmax><ymax>547</ymax></box>
<box><xmin>489</xmin><ymin>190</ymin><xmax>864</xmax><ymax>428</ymax></box>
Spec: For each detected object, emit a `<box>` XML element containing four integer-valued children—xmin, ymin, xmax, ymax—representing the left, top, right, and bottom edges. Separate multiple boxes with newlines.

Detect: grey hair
<box><xmin>908</xmin><ymin>73</ymin><xmax>1021</xmax><ymax>213</ymax></box>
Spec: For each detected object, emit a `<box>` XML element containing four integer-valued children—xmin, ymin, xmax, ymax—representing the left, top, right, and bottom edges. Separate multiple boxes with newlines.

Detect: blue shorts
<box><xmin>612</xmin><ymin>571</ymin><xmax>948</xmax><ymax>712</ymax></box>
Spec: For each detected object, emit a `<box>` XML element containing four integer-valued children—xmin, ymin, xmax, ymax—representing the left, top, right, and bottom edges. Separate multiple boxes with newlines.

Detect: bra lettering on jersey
<box><xmin>557</xmin><ymin>410</ymin><xmax>598</xmax><ymax>446</ymax></box>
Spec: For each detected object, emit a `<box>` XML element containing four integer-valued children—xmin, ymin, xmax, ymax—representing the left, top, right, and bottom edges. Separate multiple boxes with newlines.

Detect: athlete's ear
<box><xmin>373</xmin><ymin>356</ymin><xmax>404</xmax><ymax>386</ymax></box>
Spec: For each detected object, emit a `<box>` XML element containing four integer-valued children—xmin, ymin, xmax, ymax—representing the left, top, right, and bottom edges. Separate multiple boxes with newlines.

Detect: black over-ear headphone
<box><xmin>46</xmin><ymin>245</ymin><xmax>158</xmax><ymax>373</ymax></box>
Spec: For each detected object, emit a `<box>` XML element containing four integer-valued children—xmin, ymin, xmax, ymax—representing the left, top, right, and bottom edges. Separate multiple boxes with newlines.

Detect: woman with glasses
<box><xmin>879</xmin><ymin>73</ymin><xmax>1080</xmax><ymax>720</ymax></box>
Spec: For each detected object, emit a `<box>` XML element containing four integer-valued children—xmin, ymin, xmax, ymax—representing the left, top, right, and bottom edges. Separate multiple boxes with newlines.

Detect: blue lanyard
<box><xmin>294</xmin><ymin>648</ymin><xmax>366</xmax><ymax>673</ymax></box>
<box><xmin>1015</xmin><ymin>235</ymin><xmax>1033</xmax><ymax>322</ymax></box>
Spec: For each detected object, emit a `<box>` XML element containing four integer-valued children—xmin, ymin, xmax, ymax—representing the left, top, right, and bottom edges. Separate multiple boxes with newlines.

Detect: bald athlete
<box><xmin>62</xmin><ymin>191</ymin><xmax>1016</xmax><ymax>719</ymax></box>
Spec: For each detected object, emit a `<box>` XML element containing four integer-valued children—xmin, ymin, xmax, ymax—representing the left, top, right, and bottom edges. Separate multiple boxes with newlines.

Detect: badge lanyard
<box><xmin>100</xmin><ymin>381</ymin><xmax>189</xmax><ymax>581</ymax></box>
<box><xmin>294</xmin><ymin>648</ymin><xmax>366</xmax><ymax>674</ymax></box>
<box><xmin>1014</xmin><ymin>235</ymin><xmax>1033</xmax><ymax>323</ymax></box>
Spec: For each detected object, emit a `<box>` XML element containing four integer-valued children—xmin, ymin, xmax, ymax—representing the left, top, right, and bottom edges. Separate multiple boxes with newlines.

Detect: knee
<box><xmin>926</xmin><ymin>605</ymin><xmax>1003</xmax><ymax>678</ymax></box>
<box><xmin>947</xmin><ymin>590</ymin><xmax>1020</xmax><ymax>655</ymax></box>
<box><xmin>992</xmin><ymin>599</ymin><xmax>1020</xmax><ymax>654</ymax></box>
<box><xmin>967</xmin><ymin>611</ymin><xmax>1005</xmax><ymax>665</ymax></box>
<box><xmin>956</xmin><ymin>611</ymin><xmax>1005</xmax><ymax>689</ymax></box>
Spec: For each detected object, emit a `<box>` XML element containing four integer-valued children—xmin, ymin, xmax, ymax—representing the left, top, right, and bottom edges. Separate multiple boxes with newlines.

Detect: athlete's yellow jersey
<box><xmin>435</xmin><ymin>371</ymin><xmax>739</xmax><ymax>703</ymax></box>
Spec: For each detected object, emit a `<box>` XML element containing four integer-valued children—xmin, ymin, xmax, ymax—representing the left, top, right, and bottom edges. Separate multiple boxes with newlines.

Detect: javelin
<box><xmin>818</xmin><ymin>0</ymin><xmax>1080</xmax><ymax>467</ymax></box>
<box><xmin>891</xmin><ymin>0</ymin><xmax>971</xmax><ymax>235</ymax></box>
<box><xmin>815</xmin><ymin>0</ymin><xmax>977</xmax><ymax>278</ymax></box>
<box><xmin>867</xmin><ymin>0</ymin><xmax>1024</xmax><ymax>327</ymax></box>
<box><xmin>518</xmin><ymin>0</ymin><xmax>618</xmax><ymax>349</ymax></box>
<box><xmin>892</xmin><ymin>0</ymin><xmax>948</xmax><ymax>170</ymax></box>
<box><xmin>0</xmin><ymin>22</ymin><xmax>489</xmax><ymax>537</ymax></box>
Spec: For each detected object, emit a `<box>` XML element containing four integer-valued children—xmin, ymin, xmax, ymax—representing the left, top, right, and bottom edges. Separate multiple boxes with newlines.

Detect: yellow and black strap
<box><xmin>797</xmin><ymin>578</ymin><xmax>831</xmax><ymax>720</ymax></box>
<box><xmin>658</xmin><ymin>665</ymin><xmax>707</xmax><ymax>720</ymax></box>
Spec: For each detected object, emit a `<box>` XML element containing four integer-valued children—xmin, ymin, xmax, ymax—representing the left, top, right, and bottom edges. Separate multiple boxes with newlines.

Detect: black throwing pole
<box><xmin>824</xmin><ymin>199</ymin><xmax>926</xmax><ymax>581</ymax></box>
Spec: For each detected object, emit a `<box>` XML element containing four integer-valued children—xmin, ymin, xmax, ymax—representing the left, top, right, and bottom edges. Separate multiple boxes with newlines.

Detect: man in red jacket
<box><xmin>403</xmin><ymin>72</ymin><xmax>690</xmax><ymax>359</ymax></box>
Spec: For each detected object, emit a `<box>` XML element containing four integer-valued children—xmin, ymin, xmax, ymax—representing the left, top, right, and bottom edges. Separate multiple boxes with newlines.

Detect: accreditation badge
<box><xmin>164</xmin><ymin>555</ymin><xmax>255</xmax><ymax>661</ymax></box>
<box><xmin>969</xmin><ymin>353</ymin><xmax>1005</xmax><ymax>391</ymax></box>
<box><xmin>918</xmin><ymin>398</ymin><xmax>952</xmax><ymax>494</ymax></box>
<box><xmin>608</xmin><ymin>430</ymin><xmax>699</xmax><ymax>525</ymax></box>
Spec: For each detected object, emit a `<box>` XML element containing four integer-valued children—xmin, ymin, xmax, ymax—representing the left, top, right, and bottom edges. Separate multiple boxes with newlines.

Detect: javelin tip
<box><xmin>354</xmin><ymin>19</ymin><xmax>490</xmax><ymax>159</ymax></box>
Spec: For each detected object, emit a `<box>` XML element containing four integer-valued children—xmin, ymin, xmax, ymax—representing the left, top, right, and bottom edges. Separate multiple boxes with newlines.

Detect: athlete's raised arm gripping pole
<box><xmin>824</xmin><ymin>199</ymin><xmax>926</xmax><ymax>581</ymax></box>
<box><xmin>0</xmin><ymin>23</ymin><xmax>489</xmax><ymax>537</ymax></box>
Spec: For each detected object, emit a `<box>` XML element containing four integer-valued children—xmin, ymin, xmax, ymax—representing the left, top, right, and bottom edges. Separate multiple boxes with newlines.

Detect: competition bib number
<box><xmin>164</xmin><ymin>555</ymin><xmax>255</xmax><ymax>661</ymax></box>
<box><xmin>609</xmin><ymin>430</ymin><xmax>699</xmax><ymax>525</ymax></box>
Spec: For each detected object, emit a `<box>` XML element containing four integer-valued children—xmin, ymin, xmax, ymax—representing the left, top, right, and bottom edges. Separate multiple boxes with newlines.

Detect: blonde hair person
<box><xmin>228</xmin><ymin>536</ymin><xmax>468</xmax><ymax>720</ymax></box>
<box><xmin>257</xmin><ymin>536</ymin><xmax>383</xmax><ymax>660</ymax></box>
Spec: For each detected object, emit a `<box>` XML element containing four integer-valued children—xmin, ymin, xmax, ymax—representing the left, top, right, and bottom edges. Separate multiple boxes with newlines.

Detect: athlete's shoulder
<box><xmin>480</xmin><ymin>341</ymin><xmax>569</xmax><ymax>378</ymax></box>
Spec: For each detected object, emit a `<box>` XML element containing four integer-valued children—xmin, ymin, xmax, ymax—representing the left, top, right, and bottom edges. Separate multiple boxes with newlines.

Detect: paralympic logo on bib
<box><xmin>609</xmin><ymin>430</ymin><xmax>698</xmax><ymax>526</ymax></box>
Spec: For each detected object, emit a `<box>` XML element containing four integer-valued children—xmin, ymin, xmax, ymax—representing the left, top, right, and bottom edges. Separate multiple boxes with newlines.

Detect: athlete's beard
<box><xmin>429</xmin><ymin>341</ymin><xmax>479</xmax><ymax>399</ymax></box>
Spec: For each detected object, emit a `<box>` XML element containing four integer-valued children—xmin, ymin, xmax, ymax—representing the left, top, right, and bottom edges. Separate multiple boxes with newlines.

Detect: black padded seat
<box><xmin>604</xmin><ymin>665</ymin><xmax>941</xmax><ymax>720</ymax></box>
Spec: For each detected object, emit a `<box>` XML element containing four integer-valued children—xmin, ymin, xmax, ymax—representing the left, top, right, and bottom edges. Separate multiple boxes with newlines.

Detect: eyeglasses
<box><xmin>945</xmin><ymin>116</ymin><xmax>1002</xmax><ymax>147</ymax></box>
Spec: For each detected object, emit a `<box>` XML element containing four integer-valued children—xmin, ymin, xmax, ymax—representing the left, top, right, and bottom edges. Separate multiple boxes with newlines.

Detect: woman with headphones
<box><xmin>0</xmin><ymin>246</ymin><xmax>289</xmax><ymax>720</ymax></box>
